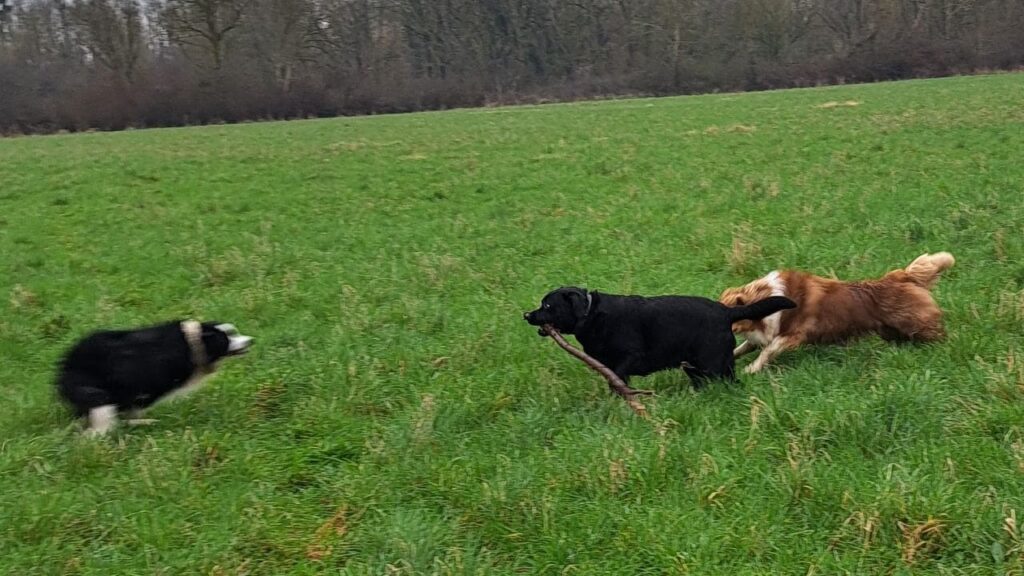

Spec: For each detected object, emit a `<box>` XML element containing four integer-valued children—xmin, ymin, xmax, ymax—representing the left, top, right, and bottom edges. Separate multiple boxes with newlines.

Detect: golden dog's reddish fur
<box><xmin>719</xmin><ymin>252</ymin><xmax>955</xmax><ymax>373</ymax></box>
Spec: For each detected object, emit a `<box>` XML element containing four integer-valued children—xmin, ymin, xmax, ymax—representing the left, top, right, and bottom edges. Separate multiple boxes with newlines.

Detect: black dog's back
<box><xmin>577</xmin><ymin>294</ymin><xmax>729</xmax><ymax>373</ymax></box>
<box><xmin>57</xmin><ymin>322</ymin><xmax>194</xmax><ymax>414</ymax></box>
<box><xmin>572</xmin><ymin>292</ymin><xmax>795</xmax><ymax>384</ymax></box>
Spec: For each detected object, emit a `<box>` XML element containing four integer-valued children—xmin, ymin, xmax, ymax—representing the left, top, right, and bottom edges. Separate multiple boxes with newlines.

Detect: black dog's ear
<box><xmin>564</xmin><ymin>289</ymin><xmax>590</xmax><ymax>320</ymax></box>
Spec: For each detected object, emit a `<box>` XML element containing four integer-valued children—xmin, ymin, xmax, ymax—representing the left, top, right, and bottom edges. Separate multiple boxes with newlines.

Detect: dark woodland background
<box><xmin>1</xmin><ymin>0</ymin><xmax>1022</xmax><ymax>133</ymax></box>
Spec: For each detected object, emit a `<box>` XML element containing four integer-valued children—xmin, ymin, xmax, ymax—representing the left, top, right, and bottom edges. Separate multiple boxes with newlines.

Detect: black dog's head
<box><xmin>200</xmin><ymin>322</ymin><xmax>254</xmax><ymax>361</ymax></box>
<box><xmin>523</xmin><ymin>287</ymin><xmax>591</xmax><ymax>335</ymax></box>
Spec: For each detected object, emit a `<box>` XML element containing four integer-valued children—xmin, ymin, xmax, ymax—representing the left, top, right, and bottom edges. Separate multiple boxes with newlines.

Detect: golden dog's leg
<box><xmin>745</xmin><ymin>337</ymin><xmax>798</xmax><ymax>374</ymax></box>
<box><xmin>734</xmin><ymin>340</ymin><xmax>758</xmax><ymax>358</ymax></box>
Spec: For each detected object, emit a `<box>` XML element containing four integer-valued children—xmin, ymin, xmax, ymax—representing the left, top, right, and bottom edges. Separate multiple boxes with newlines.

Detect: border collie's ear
<box><xmin>565</xmin><ymin>288</ymin><xmax>589</xmax><ymax>319</ymax></box>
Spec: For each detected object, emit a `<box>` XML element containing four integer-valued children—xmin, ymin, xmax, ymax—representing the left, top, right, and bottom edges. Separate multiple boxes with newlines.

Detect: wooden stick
<box><xmin>542</xmin><ymin>324</ymin><xmax>650</xmax><ymax>418</ymax></box>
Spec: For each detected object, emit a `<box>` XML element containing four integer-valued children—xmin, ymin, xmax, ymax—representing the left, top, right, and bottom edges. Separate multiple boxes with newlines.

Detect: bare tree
<box><xmin>161</xmin><ymin>0</ymin><xmax>251</xmax><ymax>68</ymax></box>
<box><xmin>245</xmin><ymin>0</ymin><xmax>318</xmax><ymax>91</ymax></box>
<box><xmin>1</xmin><ymin>0</ymin><xmax>15</xmax><ymax>44</ymax></box>
<box><xmin>67</xmin><ymin>0</ymin><xmax>144</xmax><ymax>81</ymax></box>
<box><xmin>2</xmin><ymin>0</ymin><xmax>1024</xmax><ymax>132</ymax></box>
<box><xmin>739</xmin><ymin>0</ymin><xmax>814</xmax><ymax>62</ymax></box>
<box><xmin>816</xmin><ymin>0</ymin><xmax>881</xmax><ymax>58</ymax></box>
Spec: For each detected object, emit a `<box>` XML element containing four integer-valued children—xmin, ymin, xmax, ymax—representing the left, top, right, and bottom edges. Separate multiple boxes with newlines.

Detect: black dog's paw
<box><xmin>537</xmin><ymin>328</ymin><xmax>548</xmax><ymax>337</ymax></box>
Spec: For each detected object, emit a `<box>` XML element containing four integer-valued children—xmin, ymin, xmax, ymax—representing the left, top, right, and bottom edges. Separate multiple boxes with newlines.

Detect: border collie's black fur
<box><xmin>56</xmin><ymin>320</ymin><xmax>253</xmax><ymax>436</ymax></box>
<box><xmin>524</xmin><ymin>287</ymin><xmax>795</xmax><ymax>387</ymax></box>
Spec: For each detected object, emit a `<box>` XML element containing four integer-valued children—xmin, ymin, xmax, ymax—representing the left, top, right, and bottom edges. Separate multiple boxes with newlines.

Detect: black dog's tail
<box><xmin>725</xmin><ymin>296</ymin><xmax>796</xmax><ymax>323</ymax></box>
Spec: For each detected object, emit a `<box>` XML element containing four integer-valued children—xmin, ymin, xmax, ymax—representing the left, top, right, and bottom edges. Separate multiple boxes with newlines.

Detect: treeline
<box><xmin>1</xmin><ymin>0</ymin><xmax>1022</xmax><ymax>133</ymax></box>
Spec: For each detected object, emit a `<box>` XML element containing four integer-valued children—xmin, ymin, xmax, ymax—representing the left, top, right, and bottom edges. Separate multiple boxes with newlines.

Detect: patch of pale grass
<box><xmin>727</xmin><ymin>223</ymin><xmax>763</xmax><ymax>276</ymax></box>
<box><xmin>9</xmin><ymin>284</ymin><xmax>38</xmax><ymax>309</ymax></box>
<box><xmin>898</xmin><ymin>517</ymin><xmax>946</xmax><ymax>565</ymax></box>
<box><xmin>817</xmin><ymin>100</ymin><xmax>861</xmax><ymax>108</ymax></box>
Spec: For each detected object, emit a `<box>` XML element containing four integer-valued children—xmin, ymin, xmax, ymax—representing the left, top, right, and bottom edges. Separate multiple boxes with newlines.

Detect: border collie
<box><xmin>56</xmin><ymin>320</ymin><xmax>253</xmax><ymax>436</ymax></box>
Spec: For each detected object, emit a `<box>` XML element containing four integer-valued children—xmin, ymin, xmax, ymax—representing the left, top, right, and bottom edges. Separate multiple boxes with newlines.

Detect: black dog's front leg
<box><xmin>683</xmin><ymin>365</ymin><xmax>707</xmax><ymax>389</ymax></box>
<box><xmin>684</xmin><ymin>354</ymin><xmax>737</xmax><ymax>389</ymax></box>
<box><xmin>609</xmin><ymin>357</ymin><xmax>635</xmax><ymax>386</ymax></box>
<box><xmin>611</xmin><ymin>358</ymin><xmax>653</xmax><ymax>396</ymax></box>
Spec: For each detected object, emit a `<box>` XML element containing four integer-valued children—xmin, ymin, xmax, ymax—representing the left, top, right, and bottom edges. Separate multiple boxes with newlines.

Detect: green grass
<box><xmin>2</xmin><ymin>73</ymin><xmax>1024</xmax><ymax>575</ymax></box>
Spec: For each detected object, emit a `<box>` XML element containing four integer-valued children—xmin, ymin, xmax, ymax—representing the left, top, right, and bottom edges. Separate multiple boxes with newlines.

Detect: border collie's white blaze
<box><xmin>217</xmin><ymin>323</ymin><xmax>254</xmax><ymax>354</ymax></box>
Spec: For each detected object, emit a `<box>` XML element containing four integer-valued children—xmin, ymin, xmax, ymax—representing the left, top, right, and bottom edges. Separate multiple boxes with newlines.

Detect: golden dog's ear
<box><xmin>734</xmin><ymin>295</ymin><xmax>746</xmax><ymax>306</ymax></box>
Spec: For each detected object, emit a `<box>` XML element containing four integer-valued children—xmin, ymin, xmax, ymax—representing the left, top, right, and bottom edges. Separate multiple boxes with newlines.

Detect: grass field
<box><xmin>2</xmin><ymin>73</ymin><xmax>1024</xmax><ymax>575</ymax></box>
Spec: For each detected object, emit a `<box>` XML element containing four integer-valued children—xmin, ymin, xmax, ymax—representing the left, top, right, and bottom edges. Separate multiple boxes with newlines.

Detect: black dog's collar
<box><xmin>578</xmin><ymin>292</ymin><xmax>594</xmax><ymax>324</ymax></box>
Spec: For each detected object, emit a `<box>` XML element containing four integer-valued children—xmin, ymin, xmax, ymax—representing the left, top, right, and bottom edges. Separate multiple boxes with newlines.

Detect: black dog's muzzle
<box><xmin>523</xmin><ymin>310</ymin><xmax>549</xmax><ymax>336</ymax></box>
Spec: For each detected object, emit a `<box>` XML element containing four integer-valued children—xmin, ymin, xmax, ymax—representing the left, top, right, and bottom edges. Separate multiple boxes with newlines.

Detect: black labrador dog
<box><xmin>524</xmin><ymin>287</ymin><xmax>795</xmax><ymax>387</ymax></box>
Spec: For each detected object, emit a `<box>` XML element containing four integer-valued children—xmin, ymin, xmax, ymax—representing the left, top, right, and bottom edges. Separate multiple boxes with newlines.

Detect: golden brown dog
<box><xmin>719</xmin><ymin>252</ymin><xmax>955</xmax><ymax>373</ymax></box>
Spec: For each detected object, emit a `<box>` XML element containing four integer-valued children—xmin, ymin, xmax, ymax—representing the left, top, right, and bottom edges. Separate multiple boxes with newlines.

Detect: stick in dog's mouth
<box><xmin>541</xmin><ymin>324</ymin><xmax>650</xmax><ymax>418</ymax></box>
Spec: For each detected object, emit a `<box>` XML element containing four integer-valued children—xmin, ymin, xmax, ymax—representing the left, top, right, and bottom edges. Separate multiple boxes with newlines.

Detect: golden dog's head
<box><xmin>719</xmin><ymin>280</ymin><xmax>776</xmax><ymax>334</ymax></box>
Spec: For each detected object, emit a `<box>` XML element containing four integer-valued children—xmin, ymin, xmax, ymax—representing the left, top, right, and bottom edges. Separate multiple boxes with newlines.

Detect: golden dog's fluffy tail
<box><xmin>894</xmin><ymin>252</ymin><xmax>955</xmax><ymax>289</ymax></box>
